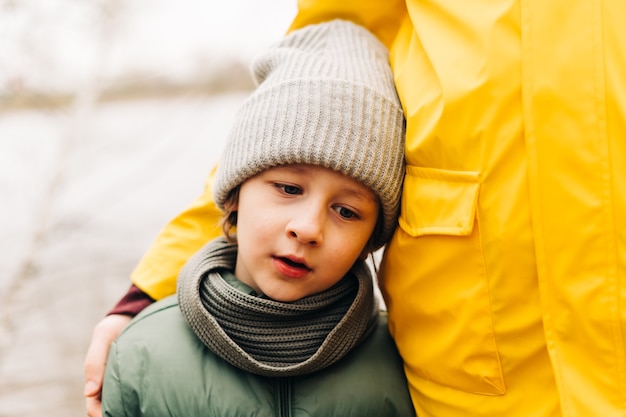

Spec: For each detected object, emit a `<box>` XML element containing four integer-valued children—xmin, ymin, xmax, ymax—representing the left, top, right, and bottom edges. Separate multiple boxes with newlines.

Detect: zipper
<box><xmin>274</xmin><ymin>377</ymin><xmax>293</xmax><ymax>417</ymax></box>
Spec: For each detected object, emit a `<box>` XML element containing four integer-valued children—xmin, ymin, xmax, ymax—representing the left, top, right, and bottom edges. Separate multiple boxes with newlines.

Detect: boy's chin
<box><xmin>261</xmin><ymin>287</ymin><xmax>312</xmax><ymax>302</ymax></box>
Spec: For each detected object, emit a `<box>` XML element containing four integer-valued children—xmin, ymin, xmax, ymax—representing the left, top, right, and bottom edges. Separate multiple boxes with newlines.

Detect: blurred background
<box><xmin>0</xmin><ymin>1</ymin><xmax>296</xmax><ymax>415</ymax></box>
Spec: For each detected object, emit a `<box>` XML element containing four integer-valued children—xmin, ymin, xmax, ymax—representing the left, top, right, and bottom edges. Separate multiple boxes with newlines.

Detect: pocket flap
<box><xmin>399</xmin><ymin>166</ymin><xmax>480</xmax><ymax>237</ymax></box>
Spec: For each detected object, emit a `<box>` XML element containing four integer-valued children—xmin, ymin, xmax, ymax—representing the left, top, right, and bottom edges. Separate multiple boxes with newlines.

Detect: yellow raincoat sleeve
<box><xmin>288</xmin><ymin>0</ymin><xmax>406</xmax><ymax>48</ymax></box>
<box><xmin>130</xmin><ymin>166</ymin><xmax>223</xmax><ymax>300</ymax></box>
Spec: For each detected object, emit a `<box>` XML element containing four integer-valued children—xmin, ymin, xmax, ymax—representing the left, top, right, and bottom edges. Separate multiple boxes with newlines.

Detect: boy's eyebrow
<box><xmin>279</xmin><ymin>164</ymin><xmax>309</xmax><ymax>174</ymax></box>
<box><xmin>339</xmin><ymin>186</ymin><xmax>378</xmax><ymax>203</ymax></box>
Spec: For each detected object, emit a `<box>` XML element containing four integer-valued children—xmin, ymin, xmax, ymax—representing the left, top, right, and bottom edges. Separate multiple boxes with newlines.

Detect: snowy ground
<box><xmin>0</xmin><ymin>93</ymin><xmax>247</xmax><ymax>416</ymax></box>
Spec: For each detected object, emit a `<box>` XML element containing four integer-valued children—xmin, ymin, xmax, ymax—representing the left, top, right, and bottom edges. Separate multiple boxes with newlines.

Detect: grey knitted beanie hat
<box><xmin>214</xmin><ymin>19</ymin><xmax>405</xmax><ymax>249</ymax></box>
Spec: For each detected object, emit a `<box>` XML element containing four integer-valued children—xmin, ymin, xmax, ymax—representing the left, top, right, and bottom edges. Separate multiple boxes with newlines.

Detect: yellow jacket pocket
<box><xmin>399</xmin><ymin>166</ymin><xmax>480</xmax><ymax>237</ymax></box>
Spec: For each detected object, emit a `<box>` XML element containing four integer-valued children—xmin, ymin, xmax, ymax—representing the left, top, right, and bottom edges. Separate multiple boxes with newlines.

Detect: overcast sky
<box><xmin>0</xmin><ymin>0</ymin><xmax>297</xmax><ymax>94</ymax></box>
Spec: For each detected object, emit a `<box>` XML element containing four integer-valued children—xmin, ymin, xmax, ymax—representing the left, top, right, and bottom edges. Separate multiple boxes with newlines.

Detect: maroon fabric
<box><xmin>107</xmin><ymin>284</ymin><xmax>155</xmax><ymax>317</ymax></box>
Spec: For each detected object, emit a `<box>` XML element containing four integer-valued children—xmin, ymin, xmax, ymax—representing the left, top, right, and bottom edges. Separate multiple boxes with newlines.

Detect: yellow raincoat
<box><xmin>130</xmin><ymin>1</ymin><xmax>626</xmax><ymax>416</ymax></box>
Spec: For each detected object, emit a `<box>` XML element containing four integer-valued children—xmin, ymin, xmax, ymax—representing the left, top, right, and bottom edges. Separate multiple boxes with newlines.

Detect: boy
<box><xmin>102</xmin><ymin>20</ymin><xmax>413</xmax><ymax>416</ymax></box>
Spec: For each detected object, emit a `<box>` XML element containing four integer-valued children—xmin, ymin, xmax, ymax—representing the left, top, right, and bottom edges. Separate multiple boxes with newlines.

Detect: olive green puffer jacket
<box><xmin>102</xmin><ymin>296</ymin><xmax>415</xmax><ymax>417</ymax></box>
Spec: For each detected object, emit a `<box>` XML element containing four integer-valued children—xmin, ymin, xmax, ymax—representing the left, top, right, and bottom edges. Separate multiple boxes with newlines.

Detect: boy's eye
<box><xmin>335</xmin><ymin>206</ymin><xmax>357</xmax><ymax>219</ymax></box>
<box><xmin>276</xmin><ymin>183</ymin><xmax>302</xmax><ymax>195</ymax></box>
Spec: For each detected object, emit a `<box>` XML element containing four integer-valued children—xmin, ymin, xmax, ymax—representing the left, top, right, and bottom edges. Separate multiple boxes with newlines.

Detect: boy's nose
<box><xmin>286</xmin><ymin>206</ymin><xmax>324</xmax><ymax>245</ymax></box>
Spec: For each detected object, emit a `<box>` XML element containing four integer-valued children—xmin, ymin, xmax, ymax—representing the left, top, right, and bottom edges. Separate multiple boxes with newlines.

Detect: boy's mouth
<box><xmin>273</xmin><ymin>256</ymin><xmax>312</xmax><ymax>278</ymax></box>
<box><xmin>277</xmin><ymin>256</ymin><xmax>310</xmax><ymax>270</ymax></box>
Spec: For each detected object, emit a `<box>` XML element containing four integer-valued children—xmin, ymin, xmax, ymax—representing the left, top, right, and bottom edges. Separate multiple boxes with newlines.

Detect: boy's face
<box><xmin>233</xmin><ymin>164</ymin><xmax>379</xmax><ymax>302</ymax></box>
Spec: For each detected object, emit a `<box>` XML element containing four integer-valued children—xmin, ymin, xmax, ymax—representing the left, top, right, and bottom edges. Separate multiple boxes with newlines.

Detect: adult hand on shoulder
<box><xmin>84</xmin><ymin>314</ymin><xmax>132</xmax><ymax>417</ymax></box>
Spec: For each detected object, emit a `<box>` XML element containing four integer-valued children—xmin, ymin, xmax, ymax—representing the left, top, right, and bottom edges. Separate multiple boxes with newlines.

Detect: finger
<box><xmin>83</xmin><ymin>328</ymin><xmax>111</xmax><ymax>394</ymax></box>
<box><xmin>83</xmin><ymin>315</ymin><xmax>131</xmax><ymax>395</ymax></box>
<box><xmin>85</xmin><ymin>393</ymin><xmax>103</xmax><ymax>417</ymax></box>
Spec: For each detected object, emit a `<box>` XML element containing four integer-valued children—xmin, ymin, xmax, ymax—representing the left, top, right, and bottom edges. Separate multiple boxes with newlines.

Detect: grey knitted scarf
<box><xmin>177</xmin><ymin>238</ymin><xmax>379</xmax><ymax>377</ymax></box>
